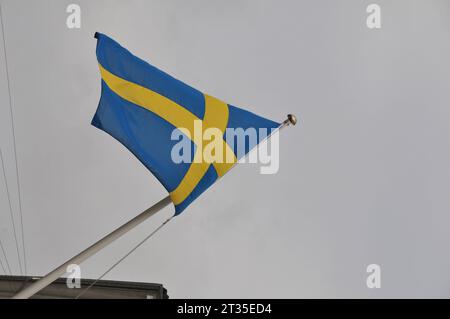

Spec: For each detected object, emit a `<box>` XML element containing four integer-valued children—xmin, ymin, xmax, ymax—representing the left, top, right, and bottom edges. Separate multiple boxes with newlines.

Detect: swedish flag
<box><xmin>92</xmin><ymin>33</ymin><xmax>279</xmax><ymax>214</ymax></box>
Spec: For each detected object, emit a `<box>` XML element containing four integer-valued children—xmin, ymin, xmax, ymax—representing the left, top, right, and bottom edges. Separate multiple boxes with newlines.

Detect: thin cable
<box><xmin>0</xmin><ymin>253</ymin><xmax>18</xmax><ymax>294</ymax></box>
<box><xmin>0</xmin><ymin>194</ymin><xmax>12</xmax><ymax>274</ymax></box>
<box><xmin>75</xmin><ymin>216</ymin><xmax>174</xmax><ymax>299</ymax></box>
<box><xmin>0</xmin><ymin>148</ymin><xmax>20</xmax><ymax>275</ymax></box>
<box><xmin>0</xmin><ymin>253</ymin><xmax>17</xmax><ymax>295</ymax></box>
<box><xmin>0</xmin><ymin>148</ymin><xmax>18</xmax><ymax>295</ymax></box>
<box><xmin>0</xmin><ymin>258</ymin><xmax>16</xmax><ymax>293</ymax></box>
<box><xmin>0</xmin><ymin>251</ymin><xmax>6</xmax><ymax>275</ymax></box>
<box><xmin>0</xmin><ymin>4</ymin><xmax>26</xmax><ymax>275</ymax></box>
<box><xmin>0</xmin><ymin>240</ymin><xmax>11</xmax><ymax>274</ymax></box>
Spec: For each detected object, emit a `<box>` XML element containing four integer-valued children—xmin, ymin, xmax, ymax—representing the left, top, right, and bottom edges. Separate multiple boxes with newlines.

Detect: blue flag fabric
<box><xmin>92</xmin><ymin>32</ymin><xmax>279</xmax><ymax>214</ymax></box>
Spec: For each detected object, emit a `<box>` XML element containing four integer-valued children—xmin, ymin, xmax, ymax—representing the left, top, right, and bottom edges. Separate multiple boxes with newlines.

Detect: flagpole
<box><xmin>12</xmin><ymin>195</ymin><xmax>172</xmax><ymax>299</ymax></box>
<box><xmin>12</xmin><ymin>114</ymin><xmax>297</xmax><ymax>299</ymax></box>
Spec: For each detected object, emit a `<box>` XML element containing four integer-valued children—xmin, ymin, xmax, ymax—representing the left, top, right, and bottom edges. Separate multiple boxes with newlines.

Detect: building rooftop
<box><xmin>0</xmin><ymin>275</ymin><xmax>168</xmax><ymax>299</ymax></box>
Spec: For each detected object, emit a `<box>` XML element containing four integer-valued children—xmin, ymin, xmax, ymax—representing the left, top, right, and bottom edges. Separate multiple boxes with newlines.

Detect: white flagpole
<box><xmin>12</xmin><ymin>195</ymin><xmax>172</xmax><ymax>299</ymax></box>
<box><xmin>12</xmin><ymin>114</ymin><xmax>297</xmax><ymax>299</ymax></box>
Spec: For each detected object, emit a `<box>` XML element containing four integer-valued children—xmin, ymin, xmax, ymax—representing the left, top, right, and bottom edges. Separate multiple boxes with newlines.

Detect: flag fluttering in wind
<box><xmin>11</xmin><ymin>32</ymin><xmax>293</xmax><ymax>300</ymax></box>
<box><xmin>92</xmin><ymin>33</ymin><xmax>279</xmax><ymax>214</ymax></box>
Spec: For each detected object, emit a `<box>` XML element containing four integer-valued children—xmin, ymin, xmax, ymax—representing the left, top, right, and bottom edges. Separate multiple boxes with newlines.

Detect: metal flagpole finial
<box><xmin>282</xmin><ymin>114</ymin><xmax>297</xmax><ymax>127</ymax></box>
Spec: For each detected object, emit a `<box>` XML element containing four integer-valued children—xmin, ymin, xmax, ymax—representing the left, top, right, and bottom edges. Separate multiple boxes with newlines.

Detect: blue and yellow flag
<box><xmin>92</xmin><ymin>33</ymin><xmax>279</xmax><ymax>214</ymax></box>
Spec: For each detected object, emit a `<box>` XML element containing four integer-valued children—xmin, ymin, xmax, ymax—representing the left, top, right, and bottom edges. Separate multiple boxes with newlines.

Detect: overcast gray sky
<box><xmin>1</xmin><ymin>0</ymin><xmax>450</xmax><ymax>298</ymax></box>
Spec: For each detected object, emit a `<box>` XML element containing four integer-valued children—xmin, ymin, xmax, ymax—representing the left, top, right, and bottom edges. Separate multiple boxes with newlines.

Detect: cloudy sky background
<box><xmin>1</xmin><ymin>0</ymin><xmax>450</xmax><ymax>298</ymax></box>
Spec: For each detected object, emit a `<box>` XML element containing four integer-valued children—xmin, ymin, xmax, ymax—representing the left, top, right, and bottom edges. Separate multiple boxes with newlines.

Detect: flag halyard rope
<box><xmin>74</xmin><ymin>216</ymin><xmax>174</xmax><ymax>299</ymax></box>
